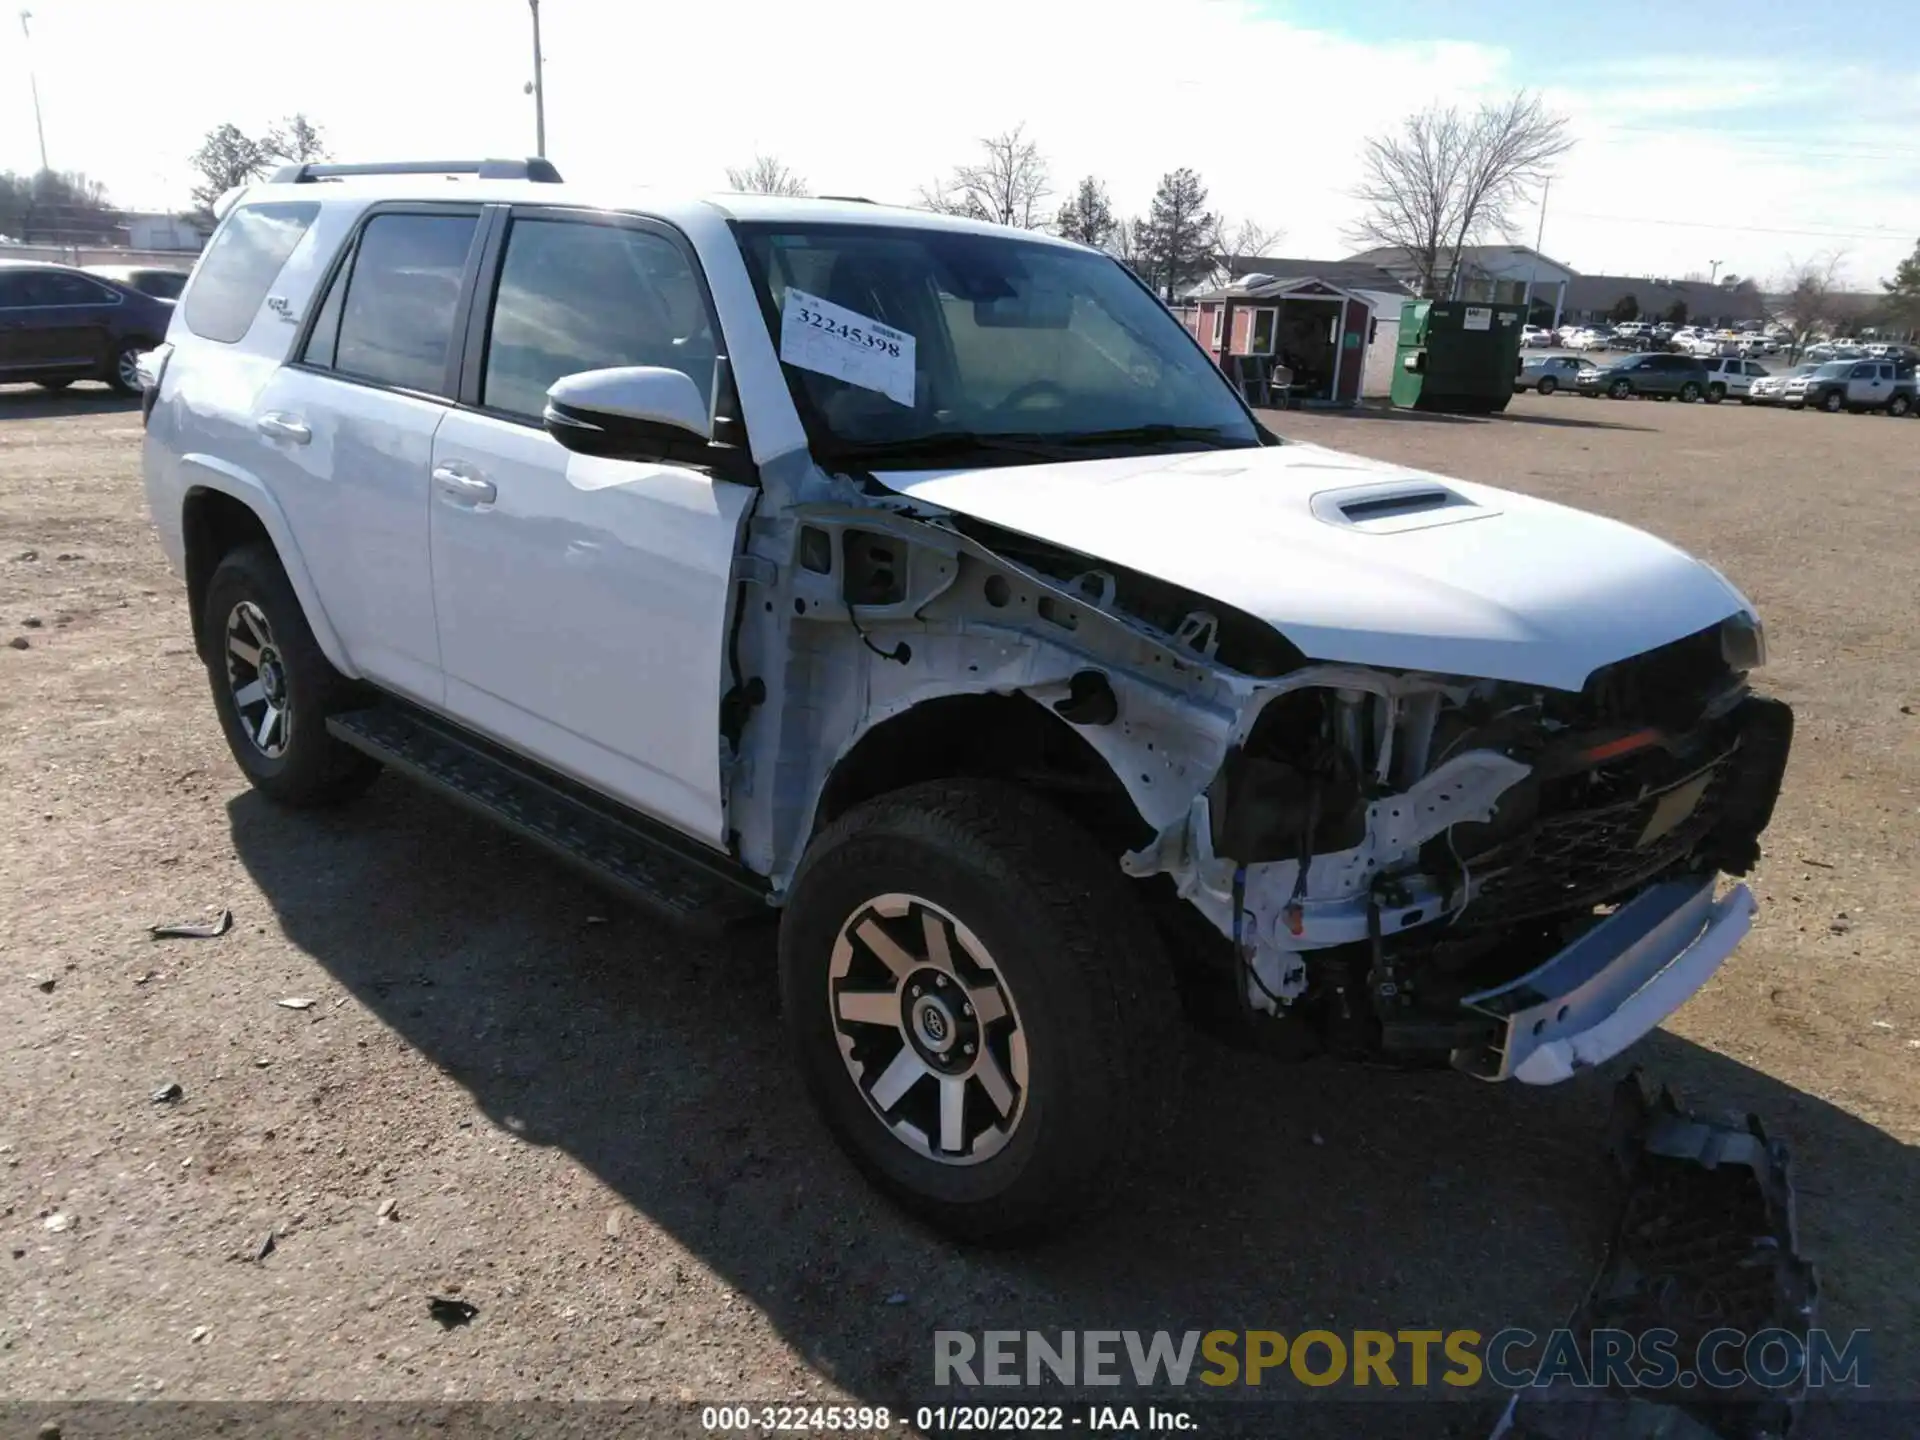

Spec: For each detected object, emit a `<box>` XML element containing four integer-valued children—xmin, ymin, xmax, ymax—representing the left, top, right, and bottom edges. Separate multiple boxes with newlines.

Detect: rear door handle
<box><xmin>255</xmin><ymin>412</ymin><xmax>311</xmax><ymax>444</ymax></box>
<box><xmin>432</xmin><ymin>463</ymin><xmax>497</xmax><ymax>505</ymax></box>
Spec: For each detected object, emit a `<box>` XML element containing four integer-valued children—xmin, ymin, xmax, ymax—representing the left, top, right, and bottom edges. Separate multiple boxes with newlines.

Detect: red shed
<box><xmin>1181</xmin><ymin>276</ymin><xmax>1378</xmax><ymax>406</ymax></box>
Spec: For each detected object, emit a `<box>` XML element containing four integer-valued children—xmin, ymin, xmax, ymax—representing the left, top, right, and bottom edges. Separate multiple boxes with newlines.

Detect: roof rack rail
<box><xmin>269</xmin><ymin>158</ymin><xmax>564</xmax><ymax>185</ymax></box>
<box><xmin>817</xmin><ymin>194</ymin><xmax>875</xmax><ymax>204</ymax></box>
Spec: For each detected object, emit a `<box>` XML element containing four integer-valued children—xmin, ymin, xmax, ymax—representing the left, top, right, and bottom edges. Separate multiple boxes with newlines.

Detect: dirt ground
<box><xmin>2</xmin><ymin>384</ymin><xmax>1915</xmax><ymax>1433</ymax></box>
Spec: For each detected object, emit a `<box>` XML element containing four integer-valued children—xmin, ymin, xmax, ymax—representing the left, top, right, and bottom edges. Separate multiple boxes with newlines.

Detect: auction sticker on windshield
<box><xmin>779</xmin><ymin>287</ymin><xmax>916</xmax><ymax>407</ymax></box>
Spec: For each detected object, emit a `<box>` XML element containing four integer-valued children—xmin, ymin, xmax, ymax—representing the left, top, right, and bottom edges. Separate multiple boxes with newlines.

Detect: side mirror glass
<box><xmin>544</xmin><ymin>366</ymin><xmax>711</xmax><ymax>461</ymax></box>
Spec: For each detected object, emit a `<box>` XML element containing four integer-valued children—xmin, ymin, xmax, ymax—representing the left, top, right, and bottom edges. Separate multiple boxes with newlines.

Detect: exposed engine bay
<box><xmin>731</xmin><ymin>451</ymin><xmax>1794</xmax><ymax>1084</ymax></box>
<box><xmin>1126</xmin><ymin>617</ymin><xmax>1793</xmax><ymax>1074</ymax></box>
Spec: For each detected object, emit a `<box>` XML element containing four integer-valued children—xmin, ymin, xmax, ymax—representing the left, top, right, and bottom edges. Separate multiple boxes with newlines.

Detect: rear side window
<box><xmin>40</xmin><ymin>272</ymin><xmax>117</xmax><ymax>305</ymax></box>
<box><xmin>327</xmin><ymin>213</ymin><xmax>479</xmax><ymax>394</ymax></box>
<box><xmin>184</xmin><ymin>202</ymin><xmax>320</xmax><ymax>344</ymax></box>
<box><xmin>481</xmin><ymin>218</ymin><xmax>716</xmax><ymax>418</ymax></box>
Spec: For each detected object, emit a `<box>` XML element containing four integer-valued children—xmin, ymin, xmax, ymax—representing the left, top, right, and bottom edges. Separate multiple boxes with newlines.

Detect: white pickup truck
<box><xmin>139</xmin><ymin>159</ymin><xmax>1793</xmax><ymax>1242</ymax></box>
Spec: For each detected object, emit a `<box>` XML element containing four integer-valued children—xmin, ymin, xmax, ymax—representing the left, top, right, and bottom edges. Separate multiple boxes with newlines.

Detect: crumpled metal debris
<box><xmin>1492</xmin><ymin>1074</ymin><xmax>1818</xmax><ymax>1440</ymax></box>
<box><xmin>149</xmin><ymin>909</ymin><xmax>233</xmax><ymax>940</ymax></box>
<box><xmin>428</xmin><ymin>1295</ymin><xmax>479</xmax><ymax>1328</ymax></box>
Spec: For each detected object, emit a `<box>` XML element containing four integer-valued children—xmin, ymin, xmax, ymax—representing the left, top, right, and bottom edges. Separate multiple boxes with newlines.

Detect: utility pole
<box><xmin>528</xmin><ymin>0</ymin><xmax>546</xmax><ymax>158</ymax></box>
<box><xmin>1709</xmin><ymin>258</ymin><xmax>1722</xmax><ymax>284</ymax></box>
<box><xmin>20</xmin><ymin>9</ymin><xmax>50</xmax><ymax>171</ymax></box>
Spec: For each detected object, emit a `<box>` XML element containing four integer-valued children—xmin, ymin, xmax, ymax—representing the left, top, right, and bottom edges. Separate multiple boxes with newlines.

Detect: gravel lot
<box><xmin>2</xmin><ymin>384</ymin><xmax>1914</xmax><ymax>1432</ymax></box>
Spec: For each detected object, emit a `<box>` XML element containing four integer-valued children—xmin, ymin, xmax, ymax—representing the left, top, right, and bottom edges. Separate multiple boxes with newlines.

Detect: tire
<box><xmin>779</xmin><ymin>779</ymin><xmax>1181</xmax><ymax>1244</ymax></box>
<box><xmin>1536</xmin><ymin>376</ymin><xmax>1556</xmax><ymax>396</ymax></box>
<box><xmin>202</xmin><ymin>542</ymin><xmax>380</xmax><ymax>807</ymax></box>
<box><xmin>1822</xmin><ymin>390</ymin><xmax>1844</xmax><ymax>413</ymax></box>
<box><xmin>34</xmin><ymin>379</ymin><xmax>74</xmax><ymax>392</ymax></box>
<box><xmin>106</xmin><ymin>339</ymin><xmax>148</xmax><ymax>397</ymax></box>
<box><xmin>1679</xmin><ymin>382</ymin><xmax>1702</xmax><ymax>403</ymax></box>
<box><xmin>1608</xmin><ymin>378</ymin><xmax>1633</xmax><ymax>399</ymax></box>
<box><xmin>1706</xmin><ymin>384</ymin><xmax>1725</xmax><ymax>404</ymax></box>
<box><xmin>1889</xmin><ymin>394</ymin><xmax>1912</xmax><ymax>418</ymax></box>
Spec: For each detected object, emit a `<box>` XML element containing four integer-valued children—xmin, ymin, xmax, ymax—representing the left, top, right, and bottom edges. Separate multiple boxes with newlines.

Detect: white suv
<box><xmin>140</xmin><ymin>159</ymin><xmax>1793</xmax><ymax>1242</ymax></box>
<box><xmin>1700</xmin><ymin>356</ymin><xmax>1770</xmax><ymax>403</ymax></box>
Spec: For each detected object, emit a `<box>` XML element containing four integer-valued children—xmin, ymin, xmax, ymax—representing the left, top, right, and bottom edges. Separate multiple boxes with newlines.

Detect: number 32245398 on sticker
<box><xmin>778</xmin><ymin>286</ymin><xmax>916</xmax><ymax>407</ymax></box>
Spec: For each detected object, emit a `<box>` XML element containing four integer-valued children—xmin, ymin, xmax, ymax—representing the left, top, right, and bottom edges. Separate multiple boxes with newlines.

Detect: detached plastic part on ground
<box><xmin>1491</xmin><ymin>1075</ymin><xmax>1819</xmax><ymax>1440</ymax></box>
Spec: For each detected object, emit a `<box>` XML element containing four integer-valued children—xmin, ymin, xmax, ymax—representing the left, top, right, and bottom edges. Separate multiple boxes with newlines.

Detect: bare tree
<box><xmin>1206</xmin><ymin>216</ymin><xmax>1286</xmax><ymax>288</ymax></box>
<box><xmin>187</xmin><ymin>123</ymin><xmax>270</xmax><ymax>222</ymax></box>
<box><xmin>1771</xmin><ymin>252</ymin><xmax>1849</xmax><ymax>362</ymax></box>
<box><xmin>265</xmin><ymin>113</ymin><xmax>329</xmax><ymax>165</ymax></box>
<box><xmin>1054</xmin><ymin>176</ymin><xmax>1116</xmax><ymax>248</ymax></box>
<box><xmin>1108</xmin><ymin>216</ymin><xmax>1149</xmax><ymax>279</ymax></box>
<box><xmin>725</xmin><ymin>154</ymin><xmax>808</xmax><ymax>196</ymax></box>
<box><xmin>187</xmin><ymin>115</ymin><xmax>330</xmax><ymax>223</ymax></box>
<box><xmin>919</xmin><ymin>123</ymin><xmax>1051</xmax><ymax>229</ymax></box>
<box><xmin>1347</xmin><ymin>90</ymin><xmax>1571</xmax><ymax>299</ymax></box>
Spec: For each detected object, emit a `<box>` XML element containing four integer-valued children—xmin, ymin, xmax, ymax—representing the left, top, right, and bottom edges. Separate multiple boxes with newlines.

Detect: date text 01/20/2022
<box><xmin>699</xmin><ymin>1405</ymin><xmax>1196</xmax><ymax>1432</ymax></box>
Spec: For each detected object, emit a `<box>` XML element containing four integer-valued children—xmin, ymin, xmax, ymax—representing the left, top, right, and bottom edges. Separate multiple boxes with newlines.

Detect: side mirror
<box><xmin>543</xmin><ymin>366</ymin><xmax>711</xmax><ymax>461</ymax></box>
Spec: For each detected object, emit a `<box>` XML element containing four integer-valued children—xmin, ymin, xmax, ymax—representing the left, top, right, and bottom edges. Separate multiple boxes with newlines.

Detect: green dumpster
<box><xmin>1390</xmin><ymin>300</ymin><xmax>1526</xmax><ymax>414</ymax></box>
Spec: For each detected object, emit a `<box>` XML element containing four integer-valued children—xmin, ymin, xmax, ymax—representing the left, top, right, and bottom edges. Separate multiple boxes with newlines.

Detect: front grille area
<box><xmin>1447</xmin><ymin>695</ymin><xmax>1792</xmax><ymax>931</ymax></box>
<box><xmin>1456</xmin><ymin>743</ymin><xmax>1738</xmax><ymax>928</ymax></box>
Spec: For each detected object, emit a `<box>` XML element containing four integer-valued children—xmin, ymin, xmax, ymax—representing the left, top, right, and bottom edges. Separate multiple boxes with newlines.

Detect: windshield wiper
<box><xmin>818</xmin><ymin>432</ymin><xmax>1082</xmax><ymax>466</ymax></box>
<box><xmin>1044</xmin><ymin>424</ymin><xmax>1246</xmax><ymax>450</ymax></box>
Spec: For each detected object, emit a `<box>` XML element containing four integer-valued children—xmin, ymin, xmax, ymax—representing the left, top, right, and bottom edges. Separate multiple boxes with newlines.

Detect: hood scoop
<box><xmin>1311</xmin><ymin>481</ymin><xmax>1496</xmax><ymax>535</ymax></box>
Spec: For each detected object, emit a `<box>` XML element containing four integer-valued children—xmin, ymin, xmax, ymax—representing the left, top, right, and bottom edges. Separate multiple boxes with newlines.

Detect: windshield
<box><xmin>733</xmin><ymin>222</ymin><xmax>1260</xmax><ymax>467</ymax></box>
<box><xmin>1813</xmin><ymin>362</ymin><xmax>1852</xmax><ymax>378</ymax></box>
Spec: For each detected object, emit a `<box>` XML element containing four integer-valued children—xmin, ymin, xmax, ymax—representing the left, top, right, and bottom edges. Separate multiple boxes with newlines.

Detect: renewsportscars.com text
<box><xmin>933</xmin><ymin>1328</ymin><xmax>1870</xmax><ymax>1392</ymax></box>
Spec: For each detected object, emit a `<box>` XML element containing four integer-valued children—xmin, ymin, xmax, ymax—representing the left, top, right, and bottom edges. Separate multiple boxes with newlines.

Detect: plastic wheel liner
<box><xmin>1491</xmin><ymin>1076</ymin><xmax>1820</xmax><ymax>1440</ymax></box>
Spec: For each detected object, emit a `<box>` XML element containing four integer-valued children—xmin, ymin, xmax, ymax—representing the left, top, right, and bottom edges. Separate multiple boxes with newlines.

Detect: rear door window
<box><xmin>183</xmin><ymin>202</ymin><xmax>320</xmax><ymax>344</ymax></box>
<box><xmin>329</xmin><ymin>213</ymin><xmax>480</xmax><ymax>395</ymax></box>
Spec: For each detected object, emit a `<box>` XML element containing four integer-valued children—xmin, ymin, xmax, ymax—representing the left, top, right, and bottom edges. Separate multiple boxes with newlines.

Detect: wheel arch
<box><xmin>814</xmin><ymin>690</ymin><xmax>1158</xmax><ymax>861</ymax></box>
<box><xmin>180</xmin><ymin>469</ymin><xmax>354</xmax><ymax>676</ymax></box>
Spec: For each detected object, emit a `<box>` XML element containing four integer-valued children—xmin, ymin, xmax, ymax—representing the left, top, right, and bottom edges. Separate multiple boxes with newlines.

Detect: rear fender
<box><xmin>180</xmin><ymin>453</ymin><xmax>357</xmax><ymax>678</ymax></box>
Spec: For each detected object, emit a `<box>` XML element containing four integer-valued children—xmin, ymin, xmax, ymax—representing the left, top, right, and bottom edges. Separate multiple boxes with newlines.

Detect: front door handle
<box><xmin>432</xmin><ymin>463</ymin><xmax>497</xmax><ymax>505</ymax></box>
<box><xmin>256</xmin><ymin>412</ymin><xmax>311</xmax><ymax>444</ymax></box>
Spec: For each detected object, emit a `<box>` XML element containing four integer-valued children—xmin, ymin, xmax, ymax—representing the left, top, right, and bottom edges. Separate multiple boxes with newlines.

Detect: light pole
<box><xmin>20</xmin><ymin>8</ymin><xmax>50</xmax><ymax>171</ymax></box>
<box><xmin>527</xmin><ymin>0</ymin><xmax>546</xmax><ymax>158</ymax></box>
<box><xmin>1708</xmin><ymin>259</ymin><xmax>1722</xmax><ymax>284</ymax></box>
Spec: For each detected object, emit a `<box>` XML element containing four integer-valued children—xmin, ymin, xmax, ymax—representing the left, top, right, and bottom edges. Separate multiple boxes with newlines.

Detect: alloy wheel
<box><xmin>224</xmin><ymin>601</ymin><xmax>293</xmax><ymax>758</ymax></box>
<box><xmin>827</xmin><ymin>892</ymin><xmax>1028</xmax><ymax>1166</ymax></box>
<box><xmin>116</xmin><ymin>346</ymin><xmax>143</xmax><ymax>392</ymax></box>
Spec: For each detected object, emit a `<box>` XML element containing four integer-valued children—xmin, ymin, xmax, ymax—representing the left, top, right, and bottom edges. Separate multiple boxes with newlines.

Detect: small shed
<box><xmin>1183</xmin><ymin>275</ymin><xmax>1380</xmax><ymax>406</ymax></box>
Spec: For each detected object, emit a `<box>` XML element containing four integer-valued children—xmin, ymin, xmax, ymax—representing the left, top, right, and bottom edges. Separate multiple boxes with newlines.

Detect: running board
<box><xmin>327</xmin><ymin>705</ymin><xmax>771</xmax><ymax>933</ymax></box>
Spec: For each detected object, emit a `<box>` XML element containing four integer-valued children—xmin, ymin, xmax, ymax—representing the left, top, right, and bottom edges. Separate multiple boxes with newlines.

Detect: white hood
<box><xmin>880</xmin><ymin>442</ymin><xmax>1750</xmax><ymax>692</ymax></box>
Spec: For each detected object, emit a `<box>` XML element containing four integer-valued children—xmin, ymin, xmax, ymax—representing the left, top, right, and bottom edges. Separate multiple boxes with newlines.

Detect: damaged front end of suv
<box><xmin>1123</xmin><ymin>612</ymin><xmax>1792</xmax><ymax>1081</ymax></box>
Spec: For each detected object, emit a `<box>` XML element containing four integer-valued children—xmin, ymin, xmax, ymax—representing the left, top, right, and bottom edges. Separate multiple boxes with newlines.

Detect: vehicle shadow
<box><xmin>1493</xmin><ymin>409</ymin><xmax>1657</xmax><ymax>433</ymax></box>
<box><xmin>0</xmin><ymin>384</ymin><xmax>140</xmax><ymax>420</ymax></box>
<box><xmin>227</xmin><ymin>785</ymin><xmax>1915</xmax><ymax>1437</ymax></box>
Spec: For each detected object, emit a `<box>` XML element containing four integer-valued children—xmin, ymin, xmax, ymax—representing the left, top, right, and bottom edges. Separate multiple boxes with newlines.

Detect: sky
<box><xmin>3</xmin><ymin>0</ymin><xmax>1917</xmax><ymax>289</ymax></box>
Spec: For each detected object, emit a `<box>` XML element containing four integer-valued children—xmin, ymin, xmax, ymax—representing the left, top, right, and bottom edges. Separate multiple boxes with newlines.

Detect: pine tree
<box><xmin>1139</xmin><ymin>168</ymin><xmax>1215</xmax><ymax>301</ymax></box>
<box><xmin>1054</xmin><ymin>177</ymin><xmax>1115</xmax><ymax>248</ymax></box>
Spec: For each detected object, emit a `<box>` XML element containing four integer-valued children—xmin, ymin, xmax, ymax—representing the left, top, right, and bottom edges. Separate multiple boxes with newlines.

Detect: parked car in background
<box><xmin>1784</xmin><ymin>360</ymin><xmax>1916</xmax><ymax>414</ymax></box>
<box><xmin>1700</xmin><ymin>357</ymin><xmax>1769</xmax><ymax>403</ymax></box>
<box><xmin>1574</xmin><ymin>352</ymin><xmax>1711</xmax><ymax>401</ymax></box>
<box><xmin>1520</xmin><ymin>324</ymin><xmax>1554</xmax><ymax>348</ymax></box>
<box><xmin>1747</xmin><ymin>365</ymin><xmax>1816</xmax><ymax>406</ymax></box>
<box><xmin>0</xmin><ymin>259</ymin><xmax>174</xmax><ymax>394</ymax></box>
<box><xmin>85</xmin><ymin>264</ymin><xmax>191</xmax><ymax>304</ymax></box>
<box><xmin>1568</xmin><ymin>327</ymin><xmax>1612</xmax><ymax>352</ymax></box>
<box><xmin>1515</xmin><ymin>355</ymin><xmax>1593</xmax><ymax>394</ymax></box>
